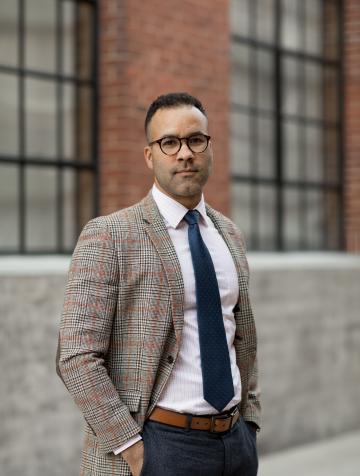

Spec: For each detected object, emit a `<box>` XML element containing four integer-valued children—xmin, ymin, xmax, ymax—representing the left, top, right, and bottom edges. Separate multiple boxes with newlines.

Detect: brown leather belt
<box><xmin>148</xmin><ymin>406</ymin><xmax>240</xmax><ymax>433</ymax></box>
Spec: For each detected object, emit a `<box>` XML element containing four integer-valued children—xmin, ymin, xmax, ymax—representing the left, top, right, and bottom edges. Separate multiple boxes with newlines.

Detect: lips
<box><xmin>175</xmin><ymin>169</ymin><xmax>198</xmax><ymax>174</ymax></box>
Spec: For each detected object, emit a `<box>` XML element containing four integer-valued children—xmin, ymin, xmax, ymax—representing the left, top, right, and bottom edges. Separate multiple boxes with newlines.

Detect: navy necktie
<box><xmin>184</xmin><ymin>210</ymin><xmax>234</xmax><ymax>412</ymax></box>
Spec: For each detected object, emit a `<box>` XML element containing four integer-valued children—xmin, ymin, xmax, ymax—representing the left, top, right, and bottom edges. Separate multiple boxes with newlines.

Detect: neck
<box><xmin>154</xmin><ymin>183</ymin><xmax>202</xmax><ymax>210</ymax></box>
<box><xmin>174</xmin><ymin>194</ymin><xmax>202</xmax><ymax>210</ymax></box>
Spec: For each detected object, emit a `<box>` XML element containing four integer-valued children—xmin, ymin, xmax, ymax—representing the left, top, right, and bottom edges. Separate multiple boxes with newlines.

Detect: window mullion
<box><xmin>18</xmin><ymin>0</ymin><xmax>26</xmax><ymax>253</ymax></box>
<box><xmin>275</xmin><ymin>0</ymin><xmax>283</xmax><ymax>251</ymax></box>
<box><xmin>56</xmin><ymin>0</ymin><xmax>64</xmax><ymax>252</ymax></box>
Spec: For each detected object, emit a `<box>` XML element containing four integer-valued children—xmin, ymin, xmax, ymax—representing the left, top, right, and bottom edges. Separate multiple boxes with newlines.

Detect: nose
<box><xmin>176</xmin><ymin>138</ymin><xmax>193</xmax><ymax>160</ymax></box>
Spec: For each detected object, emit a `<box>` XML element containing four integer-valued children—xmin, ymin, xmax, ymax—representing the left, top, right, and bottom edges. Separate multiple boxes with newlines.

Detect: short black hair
<box><xmin>144</xmin><ymin>92</ymin><xmax>207</xmax><ymax>138</ymax></box>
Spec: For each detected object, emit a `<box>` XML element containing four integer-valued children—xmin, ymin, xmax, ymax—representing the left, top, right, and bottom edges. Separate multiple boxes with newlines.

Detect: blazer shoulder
<box><xmin>206</xmin><ymin>205</ymin><xmax>246</xmax><ymax>239</ymax></box>
<box><xmin>83</xmin><ymin>201</ymin><xmax>146</xmax><ymax>238</ymax></box>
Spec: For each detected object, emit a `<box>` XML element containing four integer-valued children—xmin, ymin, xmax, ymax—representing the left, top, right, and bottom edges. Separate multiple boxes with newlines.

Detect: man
<box><xmin>57</xmin><ymin>92</ymin><xmax>260</xmax><ymax>476</ymax></box>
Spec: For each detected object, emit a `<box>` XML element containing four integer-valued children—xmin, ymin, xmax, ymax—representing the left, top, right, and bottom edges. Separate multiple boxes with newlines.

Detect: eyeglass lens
<box><xmin>160</xmin><ymin>134</ymin><xmax>208</xmax><ymax>155</ymax></box>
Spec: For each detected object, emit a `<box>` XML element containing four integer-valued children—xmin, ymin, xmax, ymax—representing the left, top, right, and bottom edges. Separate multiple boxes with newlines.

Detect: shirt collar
<box><xmin>152</xmin><ymin>184</ymin><xmax>208</xmax><ymax>229</ymax></box>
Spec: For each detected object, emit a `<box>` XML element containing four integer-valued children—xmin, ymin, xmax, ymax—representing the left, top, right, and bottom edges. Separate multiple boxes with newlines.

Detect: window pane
<box><xmin>284</xmin><ymin>187</ymin><xmax>301</xmax><ymax>250</ymax></box>
<box><xmin>231</xmin><ymin>182</ymin><xmax>252</xmax><ymax>244</ymax></box>
<box><xmin>63</xmin><ymin>168</ymin><xmax>76</xmax><ymax>250</ymax></box>
<box><xmin>231</xmin><ymin>44</ymin><xmax>251</xmax><ymax>108</ymax></box>
<box><xmin>26</xmin><ymin>78</ymin><xmax>56</xmax><ymax>158</ymax></box>
<box><xmin>281</xmin><ymin>0</ymin><xmax>301</xmax><ymax>50</ymax></box>
<box><xmin>25</xmin><ymin>0</ymin><xmax>56</xmax><ymax>72</ymax></box>
<box><xmin>305</xmin><ymin>189</ymin><xmax>323</xmax><ymax>249</ymax></box>
<box><xmin>324</xmin><ymin>0</ymin><xmax>339</xmax><ymax>60</ymax></box>
<box><xmin>325</xmin><ymin>191</ymin><xmax>340</xmax><ymax>249</ymax></box>
<box><xmin>76</xmin><ymin>2</ymin><xmax>95</xmax><ymax>79</ymax></box>
<box><xmin>283</xmin><ymin>57</ymin><xmax>301</xmax><ymax>117</ymax></box>
<box><xmin>63</xmin><ymin>0</ymin><xmax>76</xmax><ymax>76</ymax></box>
<box><xmin>0</xmin><ymin>0</ymin><xmax>18</xmax><ymax>67</ymax></box>
<box><xmin>305</xmin><ymin>62</ymin><xmax>322</xmax><ymax>120</ymax></box>
<box><xmin>258</xmin><ymin>185</ymin><xmax>276</xmax><ymax>250</ymax></box>
<box><xmin>230</xmin><ymin>111</ymin><xmax>251</xmax><ymax>176</ymax></box>
<box><xmin>77</xmin><ymin>86</ymin><xmax>93</xmax><ymax>162</ymax></box>
<box><xmin>78</xmin><ymin>170</ymin><xmax>95</xmax><ymax>231</ymax></box>
<box><xmin>257</xmin><ymin>117</ymin><xmax>274</xmax><ymax>178</ymax></box>
<box><xmin>305</xmin><ymin>125</ymin><xmax>323</xmax><ymax>182</ymax></box>
<box><xmin>25</xmin><ymin>166</ymin><xmax>57</xmax><ymax>251</ymax></box>
<box><xmin>63</xmin><ymin>83</ymin><xmax>75</xmax><ymax>160</ymax></box>
<box><xmin>0</xmin><ymin>164</ymin><xmax>19</xmax><ymax>250</ymax></box>
<box><xmin>256</xmin><ymin>50</ymin><xmax>274</xmax><ymax>112</ymax></box>
<box><xmin>0</xmin><ymin>73</ymin><xmax>18</xmax><ymax>156</ymax></box>
<box><xmin>230</xmin><ymin>0</ymin><xmax>250</xmax><ymax>37</ymax></box>
<box><xmin>323</xmin><ymin>67</ymin><xmax>338</xmax><ymax>124</ymax></box>
<box><xmin>283</xmin><ymin>121</ymin><xmax>300</xmax><ymax>180</ymax></box>
<box><xmin>305</xmin><ymin>0</ymin><xmax>322</xmax><ymax>56</ymax></box>
<box><xmin>256</xmin><ymin>0</ymin><xmax>275</xmax><ymax>43</ymax></box>
<box><xmin>324</xmin><ymin>128</ymin><xmax>338</xmax><ymax>184</ymax></box>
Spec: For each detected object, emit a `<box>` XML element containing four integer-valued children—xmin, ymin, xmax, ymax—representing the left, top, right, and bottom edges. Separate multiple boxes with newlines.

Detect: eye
<box><xmin>189</xmin><ymin>134</ymin><xmax>206</xmax><ymax>146</ymax></box>
<box><xmin>161</xmin><ymin>137</ymin><xmax>179</xmax><ymax>148</ymax></box>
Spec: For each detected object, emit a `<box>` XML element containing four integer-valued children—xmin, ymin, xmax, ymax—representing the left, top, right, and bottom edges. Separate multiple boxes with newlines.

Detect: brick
<box><xmin>98</xmin><ymin>0</ymin><xmax>230</xmax><ymax>215</ymax></box>
<box><xmin>344</xmin><ymin>0</ymin><xmax>360</xmax><ymax>252</ymax></box>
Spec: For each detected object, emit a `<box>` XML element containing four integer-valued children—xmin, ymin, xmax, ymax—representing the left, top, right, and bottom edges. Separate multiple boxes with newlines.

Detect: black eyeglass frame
<box><xmin>148</xmin><ymin>133</ymin><xmax>211</xmax><ymax>156</ymax></box>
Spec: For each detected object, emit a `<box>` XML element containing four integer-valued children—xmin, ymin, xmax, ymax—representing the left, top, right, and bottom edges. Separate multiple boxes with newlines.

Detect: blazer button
<box><xmin>167</xmin><ymin>355</ymin><xmax>174</xmax><ymax>364</ymax></box>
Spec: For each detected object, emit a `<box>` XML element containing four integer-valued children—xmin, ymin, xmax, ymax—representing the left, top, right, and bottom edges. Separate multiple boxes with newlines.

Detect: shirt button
<box><xmin>167</xmin><ymin>355</ymin><xmax>174</xmax><ymax>364</ymax></box>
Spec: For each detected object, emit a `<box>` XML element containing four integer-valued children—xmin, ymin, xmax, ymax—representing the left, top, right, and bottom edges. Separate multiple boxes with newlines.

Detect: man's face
<box><xmin>144</xmin><ymin>105</ymin><xmax>213</xmax><ymax>209</ymax></box>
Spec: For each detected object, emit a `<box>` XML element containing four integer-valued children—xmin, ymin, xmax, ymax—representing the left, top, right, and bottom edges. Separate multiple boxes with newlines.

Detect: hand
<box><xmin>121</xmin><ymin>440</ymin><xmax>144</xmax><ymax>476</ymax></box>
<box><xmin>245</xmin><ymin>421</ymin><xmax>258</xmax><ymax>438</ymax></box>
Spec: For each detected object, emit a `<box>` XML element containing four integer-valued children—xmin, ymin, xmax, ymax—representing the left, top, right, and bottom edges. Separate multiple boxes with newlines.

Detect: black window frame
<box><xmin>0</xmin><ymin>0</ymin><xmax>99</xmax><ymax>255</ymax></box>
<box><xmin>230</xmin><ymin>0</ymin><xmax>344</xmax><ymax>251</ymax></box>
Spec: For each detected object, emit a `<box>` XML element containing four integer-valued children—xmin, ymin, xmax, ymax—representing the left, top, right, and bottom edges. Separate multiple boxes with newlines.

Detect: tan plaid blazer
<box><xmin>57</xmin><ymin>191</ymin><xmax>260</xmax><ymax>476</ymax></box>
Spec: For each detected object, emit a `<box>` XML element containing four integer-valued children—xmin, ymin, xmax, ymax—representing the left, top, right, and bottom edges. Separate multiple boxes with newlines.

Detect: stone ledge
<box><xmin>247</xmin><ymin>252</ymin><xmax>360</xmax><ymax>270</ymax></box>
<box><xmin>0</xmin><ymin>256</ymin><xmax>71</xmax><ymax>276</ymax></box>
<box><xmin>1</xmin><ymin>253</ymin><xmax>360</xmax><ymax>276</ymax></box>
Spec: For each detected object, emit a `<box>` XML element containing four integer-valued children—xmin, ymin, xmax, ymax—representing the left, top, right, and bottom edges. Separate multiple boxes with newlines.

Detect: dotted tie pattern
<box><xmin>184</xmin><ymin>210</ymin><xmax>234</xmax><ymax>412</ymax></box>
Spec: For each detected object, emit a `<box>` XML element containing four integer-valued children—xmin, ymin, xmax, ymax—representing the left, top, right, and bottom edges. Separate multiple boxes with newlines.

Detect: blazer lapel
<box><xmin>140</xmin><ymin>192</ymin><xmax>185</xmax><ymax>345</ymax></box>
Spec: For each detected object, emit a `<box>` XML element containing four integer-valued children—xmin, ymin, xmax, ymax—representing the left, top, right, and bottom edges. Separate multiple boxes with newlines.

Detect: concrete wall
<box><xmin>250</xmin><ymin>254</ymin><xmax>360</xmax><ymax>454</ymax></box>
<box><xmin>1</xmin><ymin>254</ymin><xmax>360</xmax><ymax>475</ymax></box>
<box><xmin>0</xmin><ymin>258</ymin><xmax>82</xmax><ymax>476</ymax></box>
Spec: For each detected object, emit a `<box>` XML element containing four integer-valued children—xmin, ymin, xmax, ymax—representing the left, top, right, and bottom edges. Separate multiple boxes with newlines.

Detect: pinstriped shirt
<box><xmin>152</xmin><ymin>185</ymin><xmax>242</xmax><ymax>414</ymax></box>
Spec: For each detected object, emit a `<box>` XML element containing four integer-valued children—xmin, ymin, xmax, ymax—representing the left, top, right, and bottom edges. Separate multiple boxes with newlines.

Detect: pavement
<box><xmin>258</xmin><ymin>430</ymin><xmax>360</xmax><ymax>476</ymax></box>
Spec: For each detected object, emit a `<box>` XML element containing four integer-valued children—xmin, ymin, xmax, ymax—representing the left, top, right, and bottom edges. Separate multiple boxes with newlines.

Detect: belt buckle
<box><xmin>229</xmin><ymin>406</ymin><xmax>239</xmax><ymax>428</ymax></box>
<box><xmin>210</xmin><ymin>412</ymin><xmax>231</xmax><ymax>433</ymax></box>
<box><xmin>210</xmin><ymin>414</ymin><xmax>218</xmax><ymax>432</ymax></box>
<box><xmin>186</xmin><ymin>413</ymin><xmax>193</xmax><ymax>430</ymax></box>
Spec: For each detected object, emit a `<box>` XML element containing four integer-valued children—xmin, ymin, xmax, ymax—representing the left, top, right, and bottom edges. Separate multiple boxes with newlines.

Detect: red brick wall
<box><xmin>99</xmin><ymin>1</ymin><xmax>359</xmax><ymax>252</ymax></box>
<box><xmin>98</xmin><ymin>0</ymin><xmax>230</xmax><ymax>216</ymax></box>
<box><xmin>344</xmin><ymin>0</ymin><xmax>360</xmax><ymax>252</ymax></box>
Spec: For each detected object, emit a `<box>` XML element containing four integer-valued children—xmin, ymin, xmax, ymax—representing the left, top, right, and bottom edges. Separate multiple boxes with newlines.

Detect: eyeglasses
<box><xmin>148</xmin><ymin>133</ymin><xmax>211</xmax><ymax>156</ymax></box>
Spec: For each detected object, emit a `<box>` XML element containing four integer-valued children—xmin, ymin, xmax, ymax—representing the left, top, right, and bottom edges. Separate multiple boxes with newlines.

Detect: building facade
<box><xmin>1</xmin><ymin>0</ymin><xmax>359</xmax><ymax>254</ymax></box>
<box><xmin>1</xmin><ymin>1</ymin><xmax>360</xmax><ymax>475</ymax></box>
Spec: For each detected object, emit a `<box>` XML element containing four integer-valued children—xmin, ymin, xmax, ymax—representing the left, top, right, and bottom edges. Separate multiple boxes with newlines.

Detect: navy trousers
<box><xmin>140</xmin><ymin>417</ymin><xmax>258</xmax><ymax>476</ymax></box>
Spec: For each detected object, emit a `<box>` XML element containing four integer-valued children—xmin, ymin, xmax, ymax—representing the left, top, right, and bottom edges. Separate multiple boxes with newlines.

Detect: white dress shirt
<box><xmin>114</xmin><ymin>185</ymin><xmax>241</xmax><ymax>454</ymax></box>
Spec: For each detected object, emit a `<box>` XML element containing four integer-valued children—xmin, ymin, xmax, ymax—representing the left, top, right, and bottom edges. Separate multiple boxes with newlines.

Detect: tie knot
<box><xmin>184</xmin><ymin>210</ymin><xmax>200</xmax><ymax>226</ymax></box>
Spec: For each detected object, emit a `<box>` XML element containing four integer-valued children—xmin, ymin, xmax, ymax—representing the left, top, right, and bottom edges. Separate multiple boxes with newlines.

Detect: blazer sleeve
<box><xmin>236</xmin><ymin>228</ymin><xmax>261</xmax><ymax>429</ymax></box>
<box><xmin>57</xmin><ymin>218</ymin><xmax>142</xmax><ymax>454</ymax></box>
<box><xmin>242</xmin><ymin>356</ymin><xmax>261</xmax><ymax>428</ymax></box>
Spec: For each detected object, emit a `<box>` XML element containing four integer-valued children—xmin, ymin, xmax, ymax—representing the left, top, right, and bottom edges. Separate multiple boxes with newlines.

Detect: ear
<box><xmin>144</xmin><ymin>145</ymin><xmax>154</xmax><ymax>171</ymax></box>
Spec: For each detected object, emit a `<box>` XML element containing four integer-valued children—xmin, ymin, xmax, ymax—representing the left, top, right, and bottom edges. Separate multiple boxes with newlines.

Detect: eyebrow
<box><xmin>158</xmin><ymin>130</ymin><xmax>206</xmax><ymax>140</ymax></box>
